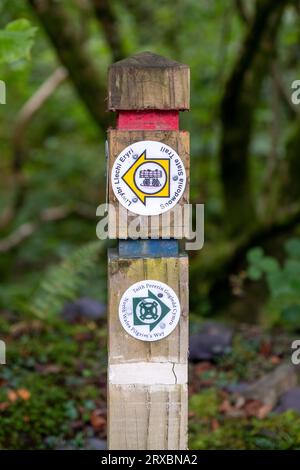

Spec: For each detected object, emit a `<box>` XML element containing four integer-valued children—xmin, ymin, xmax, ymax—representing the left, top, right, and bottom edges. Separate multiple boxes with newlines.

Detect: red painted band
<box><xmin>116</xmin><ymin>110</ymin><xmax>179</xmax><ymax>131</ymax></box>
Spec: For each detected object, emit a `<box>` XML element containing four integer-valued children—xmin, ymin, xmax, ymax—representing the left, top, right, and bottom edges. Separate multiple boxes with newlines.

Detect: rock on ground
<box><xmin>189</xmin><ymin>321</ymin><xmax>233</xmax><ymax>362</ymax></box>
<box><xmin>275</xmin><ymin>387</ymin><xmax>300</xmax><ymax>414</ymax></box>
<box><xmin>61</xmin><ymin>297</ymin><xmax>106</xmax><ymax>323</ymax></box>
<box><xmin>237</xmin><ymin>363</ymin><xmax>298</xmax><ymax>407</ymax></box>
<box><xmin>85</xmin><ymin>438</ymin><xmax>107</xmax><ymax>450</ymax></box>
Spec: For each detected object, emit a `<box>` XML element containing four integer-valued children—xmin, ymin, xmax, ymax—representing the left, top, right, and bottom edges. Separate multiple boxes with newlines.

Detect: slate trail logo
<box><xmin>119</xmin><ymin>280</ymin><xmax>181</xmax><ymax>342</ymax></box>
<box><xmin>111</xmin><ymin>140</ymin><xmax>186</xmax><ymax>216</ymax></box>
<box><xmin>122</xmin><ymin>149</ymin><xmax>170</xmax><ymax>204</ymax></box>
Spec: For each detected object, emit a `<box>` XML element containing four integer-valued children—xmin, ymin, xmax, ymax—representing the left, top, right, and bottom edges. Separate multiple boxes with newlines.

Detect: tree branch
<box><xmin>28</xmin><ymin>0</ymin><xmax>109</xmax><ymax>130</ymax></box>
<box><xmin>220</xmin><ymin>0</ymin><xmax>289</xmax><ymax>235</ymax></box>
<box><xmin>206</xmin><ymin>203</ymin><xmax>300</xmax><ymax>313</ymax></box>
<box><xmin>13</xmin><ymin>67</ymin><xmax>68</xmax><ymax>174</ymax></box>
<box><xmin>235</xmin><ymin>0</ymin><xmax>250</xmax><ymax>23</ymax></box>
<box><xmin>272</xmin><ymin>61</ymin><xmax>299</xmax><ymax>119</ymax></box>
<box><xmin>0</xmin><ymin>203</ymin><xmax>95</xmax><ymax>253</ymax></box>
<box><xmin>0</xmin><ymin>68</ymin><xmax>68</xmax><ymax>230</ymax></box>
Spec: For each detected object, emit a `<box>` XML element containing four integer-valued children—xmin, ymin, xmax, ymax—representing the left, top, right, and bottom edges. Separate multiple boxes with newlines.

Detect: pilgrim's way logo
<box><xmin>119</xmin><ymin>280</ymin><xmax>181</xmax><ymax>342</ymax></box>
<box><xmin>111</xmin><ymin>140</ymin><xmax>186</xmax><ymax>216</ymax></box>
<box><xmin>133</xmin><ymin>289</ymin><xmax>170</xmax><ymax>331</ymax></box>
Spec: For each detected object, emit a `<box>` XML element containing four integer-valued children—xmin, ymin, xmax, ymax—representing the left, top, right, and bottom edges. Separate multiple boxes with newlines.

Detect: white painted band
<box><xmin>109</xmin><ymin>362</ymin><xmax>187</xmax><ymax>385</ymax></box>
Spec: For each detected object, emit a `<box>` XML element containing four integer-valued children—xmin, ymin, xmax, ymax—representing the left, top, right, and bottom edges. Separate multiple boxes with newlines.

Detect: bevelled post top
<box><xmin>108</xmin><ymin>51</ymin><xmax>190</xmax><ymax>111</ymax></box>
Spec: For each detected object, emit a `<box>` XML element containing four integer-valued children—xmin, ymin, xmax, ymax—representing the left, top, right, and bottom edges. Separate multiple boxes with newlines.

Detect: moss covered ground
<box><xmin>0</xmin><ymin>310</ymin><xmax>300</xmax><ymax>449</ymax></box>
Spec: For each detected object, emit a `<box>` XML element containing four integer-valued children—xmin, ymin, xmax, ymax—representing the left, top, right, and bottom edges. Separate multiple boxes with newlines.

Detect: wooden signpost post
<box><xmin>106</xmin><ymin>52</ymin><xmax>190</xmax><ymax>450</ymax></box>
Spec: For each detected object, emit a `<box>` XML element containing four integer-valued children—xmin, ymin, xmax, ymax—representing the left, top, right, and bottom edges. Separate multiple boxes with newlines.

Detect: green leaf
<box><xmin>285</xmin><ymin>238</ymin><xmax>300</xmax><ymax>259</ymax></box>
<box><xmin>288</xmin><ymin>278</ymin><xmax>300</xmax><ymax>293</ymax></box>
<box><xmin>260</xmin><ymin>256</ymin><xmax>280</xmax><ymax>274</ymax></box>
<box><xmin>247</xmin><ymin>266</ymin><xmax>262</xmax><ymax>281</ymax></box>
<box><xmin>266</xmin><ymin>272</ymin><xmax>286</xmax><ymax>296</ymax></box>
<box><xmin>30</xmin><ymin>241</ymin><xmax>103</xmax><ymax>318</ymax></box>
<box><xmin>247</xmin><ymin>247</ymin><xmax>264</xmax><ymax>265</ymax></box>
<box><xmin>64</xmin><ymin>401</ymin><xmax>79</xmax><ymax>420</ymax></box>
<box><xmin>281</xmin><ymin>304</ymin><xmax>300</xmax><ymax>330</ymax></box>
<box><xmin>0</xmin><ymin>19</ymin><xmax>37</xmax><ymax>64</ymax></box>
<box><xmin>284</xmin><ymin>259</ymin><xmax>300</xmax><ymax>276</ymax></box>
<box><xmin>253</xmin><ymin>436</ymin><xmax>277</xmax><ymax>450</ymax></box>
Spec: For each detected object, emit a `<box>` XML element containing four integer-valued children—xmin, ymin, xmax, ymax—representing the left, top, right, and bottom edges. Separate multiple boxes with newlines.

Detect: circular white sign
<box><xmin>119</xmin><ymin>280</ymin><xmax>181</xmax><ymax>342</ymax></box>
<box><xmin>111</xmin><ymin>140</ymin><xmax>186</xmax><ymax>216</ymax></box>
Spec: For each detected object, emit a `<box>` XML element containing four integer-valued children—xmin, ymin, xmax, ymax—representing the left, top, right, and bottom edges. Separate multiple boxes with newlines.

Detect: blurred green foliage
<box><xmin>30</xmin><ymin>241</ymin><xmax>104</xmax><ymax>318</ymax></box>
<box><xmin>190</xmin><ymin>388</ymin><xmax>300</xmax><ymax>450</ymax></box>
<box><xmin>247</xmin><ymin>239</ymin><xmax>300</xmax><ymax>329</ymax></box>
<box><xmin>1</xmin><ymin>0</ymin><xmax>300</xmax><ymax>450</ymax></box>
<box><xmin>0</xmin><ymin>0</ymin><xmax>299</xmax><ymax>320</ymax></box>
<box><xmin>0</xmin><ymin>19</ymin><xmax>36</xmax><ymax>64</ymax></box>
<box><xmin>0</xmin><ymin>309</ymin><xmax>106</xmax><ymax>449</ymax></box>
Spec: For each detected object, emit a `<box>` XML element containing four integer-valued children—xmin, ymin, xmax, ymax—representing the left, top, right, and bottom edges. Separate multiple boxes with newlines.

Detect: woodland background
<box><xmin>1</xmin><ymin>0</ymin><xmax>300</xmax><ymax>450</ymax></box>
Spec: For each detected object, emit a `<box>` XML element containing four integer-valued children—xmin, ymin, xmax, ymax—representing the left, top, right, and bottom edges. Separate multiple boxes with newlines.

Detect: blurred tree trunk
<box><xmin>220</xmin><ymin>0</ymin><xmax>289</xmax><ymax>236</ymax></box>
<box><xmin>284</xmin><ymin>120</ymin><xmax>300</xmax><ymax>201</ymax></box>
<box><xmin>281</xmin><ymin>11</ymin><xmax>300</xmax><ymax>204</ymax></box>
<box><xmin>28</xmin><ymin>0</ymin><xmax>108</xmax><ymax>131</ymax></box>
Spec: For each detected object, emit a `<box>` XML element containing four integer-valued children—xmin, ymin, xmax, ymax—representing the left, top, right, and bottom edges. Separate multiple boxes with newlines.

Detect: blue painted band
<box><xmin>119</xmin><ymin>239</ymin><xmax>179</xmax><ymax>258</ymax></box>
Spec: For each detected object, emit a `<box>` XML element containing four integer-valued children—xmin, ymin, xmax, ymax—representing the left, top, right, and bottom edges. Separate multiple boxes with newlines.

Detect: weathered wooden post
<box><xmin>107</xmin><ymin>52</ymin><xmax>190</xmax><ymax>450</ymax></box>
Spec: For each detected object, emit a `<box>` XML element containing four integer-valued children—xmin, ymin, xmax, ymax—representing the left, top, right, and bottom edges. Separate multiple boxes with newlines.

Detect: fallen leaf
<box><xmin>211</xmin><ymin>419</ymin><xmax>220</xmax><ymax>431</ymax></box>
<box><xmin>17</xmin><ymin>389</ymin><xmax>31</xmax><ymax>401</ymax></box>
<box><xmin>260</xmin><ymin>340</ymin><xmax>272</xmax><ymax>357</ymax></box>
<box><xmin>201</xmin><ymin>379</ymin><xmax>215</xmax><ymax>387</ymax></box>
<box><xmin>188</xmin><ymin>384</ymin><xmax>197</xmax><ymax>395</ymax></box>
<box><xmin>270</xmin><ymin>355</ymin><xmax>280</xmax><ymax>365</ymax></box>
<box><xmin>235</xmin><ymin>395</ymin><xmax>246</xmax><ymax>409</ymax></box>
<box><xmin>219</xmin><ymin>399</ymin><xmax>232</xmax><ymax>414</ymax></box>
<box><xmin>219</xmin><ymin>398</ymin><xmax>244</xmax><ymax>418</ymax></box>
<box><xmin>194</xmin><ymin>362</ymin><xmax>212</xmax><ymax>375</ymax></box>
<box><xmin>91</xmin><ymin>409</ymin><xmax>106</xmax><ymax>432</ymax></box>
<box><xmin>7</xmin><ymin>390</ymin><xmax>18</xmax><ymax>402</ymax></box>
<box><xmin>11</xmin><ymin>320</ymin><xmax>44</xmax><ymax>338</ymax></box>
<box><xmin>71</xmin><ymin>420</ymin><xmax>84</xmax><ymax>430</ymax></box>
<box><xmin>257</xmin><ymin>403</ymin><xmax>272</xmax><ymax>419</ymax></box>
<box><xmin>74</xmin><ymin>332</ymin><xmax>94</xmax><ymax>342</ymax></box>
<box><xmin>244</xmin><ymin>399</ymin><xmax>263</xmax><ymax>417</ymax></box>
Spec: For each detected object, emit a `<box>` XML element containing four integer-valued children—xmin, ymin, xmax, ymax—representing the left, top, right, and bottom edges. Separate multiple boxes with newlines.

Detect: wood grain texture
<box><xmin>107</xmin><ymin>51</ymin><xmax>190</xmax><ymax>451</ymax></box>
<box><xmin>108</xmin><ymin>384</ymin><xmax>188</xmax><ymax>450</ymax></box>
<box><xmin>108</xmin><ymin>52</ymin><xmax>190</xmax><ymax>111</ymax></box>
<box><xmin>108</xmin><ymin>251</ymin><xmax>188</xmax><ymax>365</ymax></box>
<box><xmin>107</xmin><ymin>130</ymin><xmax>190</xmax><ymax>239</ymax></box>
<box><xmin>107</xmin><ymin>252</ymin><xmax>188</xmax><ymax>450</ymax></box>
